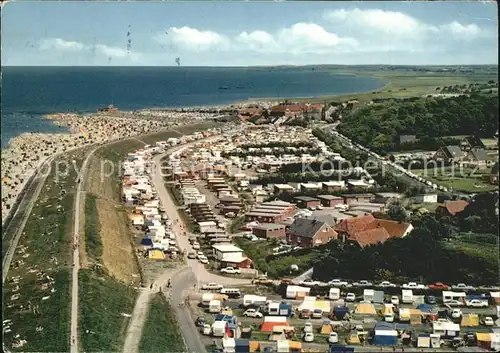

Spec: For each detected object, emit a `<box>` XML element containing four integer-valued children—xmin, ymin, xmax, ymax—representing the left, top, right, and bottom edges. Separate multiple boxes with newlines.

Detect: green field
<box><xmin>78</xmin><ymin>269</ymin><xmax>137</xmax><ymax>352</ymax></box>
<box><xmin>138</xmin><ymin>293</ymin><xmax>185</xmax><ymax>353</ymax></box>
<box><xmin>2</xmin><ymin>146</ymin><xmax>94</xmax><ymax>352</ymax></box>
<box><xmin>441</xmin><ymin>240</ymin><xmax>499</xmax><ymax>266</ymax></box>
<box><xmin>84</xmin><ymin>194</ymin><xmax>103</xmax><ymax>262</ymax></box>
<box><xmin>412</xmin><ymin>166</ymin><xmax>497</xmax><ymax>193</ymax></box>
<box><xmin>292</xmin><ymin>69</ymin><xmax>498</xmax><ymax>104</ymax></box>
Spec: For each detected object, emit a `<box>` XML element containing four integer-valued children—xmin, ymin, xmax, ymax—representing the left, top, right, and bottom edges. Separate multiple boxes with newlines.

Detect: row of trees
<box><xmin>337</xmin><ymin>93</ymin><xmax>499</xmax><ymax>154</ymax></box>
<box><xmin>221</xmin><ymin>148</ymin><xmax>322</xmax><ymax>158</ymax></box>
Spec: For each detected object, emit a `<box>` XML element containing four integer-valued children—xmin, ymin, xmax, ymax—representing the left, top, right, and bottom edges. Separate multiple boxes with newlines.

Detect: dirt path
<box><xmin>70</xmin><ymin>146</ymin><xmax>99</xmax><ymax>353</ymax></box>
<box><xmin>122</xmin><ymin>267</ymin><xmax>180</xmax><ymax>353</ymax></box>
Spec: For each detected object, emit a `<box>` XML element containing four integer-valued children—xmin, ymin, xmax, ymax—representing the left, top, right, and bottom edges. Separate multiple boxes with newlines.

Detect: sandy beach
<box><xmin>1</xmin><ymin>110</ymin><xmax>220</xmax><ymax>223</ymax></box>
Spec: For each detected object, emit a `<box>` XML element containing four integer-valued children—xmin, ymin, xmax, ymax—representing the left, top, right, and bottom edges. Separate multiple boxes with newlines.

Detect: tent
<box><xmin>261</xmin><ymin>316</ymin><xmax>289</xmax><ymax>333</ymax></box>
<box><xmin>234</xmin><ymin>339</ymin><xmax>250</xmax><ymax>353</ymax></box>
<box><xmin>490</xmin><ymin>292</ymin><xmax>500</xmax><ymax>305</ymax></box>
<box><xmin>417</xmin><ymin>334</ymin><xmax>441</xmax><ymax>348</ymax></box>
<box><xmin>476</xmin><ymin>333</ymin><xmax>492</xmax><ymax>350</ymax></box>
<box><xmin>461</xmin><ymin>314</ymin><xmax>479</xmax><ymax>327</ymax></box>
<box><xmin>148</xmin><ymin>249</ymin><xmax>165</xmax><ymax>260</ymax></box>
<box><xmin>140</xmin><ymin>237</ymin><xmax>154</xmax><ymax>247</ymax></box>
<box><xmin>347</xmin><ymin>333</ymin><xmax>360</xmax><ymax>344</ymax></box>
<box><xmin>223</xmin><ymin>338</ymin><xmax>236</xmax><ymax>353</ymax></box>
<box><xmin>354</xmin><ymin>303</ymin><xmax>376</xmax><ymax>315</ymax></box>
<box><xmin>372</xmin><ymin>328</ymin><xmax>398</xmax><ymax>346</ymax></box>
<box><xmin>288</xmin><ymin>341</ymin><xmax>302</xmax><ymax>353</ymax></box>
<box><xmin>321</xmin><ymin>320</ymin><xmax>333</xmax><ymax>334</ymax></box>
<box><xmin>249</xmin><ymin>341</ymin><xmax>260</xmax><ymax>353</ymax></box>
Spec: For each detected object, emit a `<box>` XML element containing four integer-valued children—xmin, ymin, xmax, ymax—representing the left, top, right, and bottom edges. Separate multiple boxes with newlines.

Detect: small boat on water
<box><xmin>218</xmin><ymin>86</ymin><xmax>229</xmax><ymax>90</ymax></box>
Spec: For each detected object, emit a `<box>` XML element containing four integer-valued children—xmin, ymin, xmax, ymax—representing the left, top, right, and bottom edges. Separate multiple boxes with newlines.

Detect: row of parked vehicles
<box><xmin>300</xmin><ymin>278</ymin><xmax>496</xmax><ymax>291</ymax></box>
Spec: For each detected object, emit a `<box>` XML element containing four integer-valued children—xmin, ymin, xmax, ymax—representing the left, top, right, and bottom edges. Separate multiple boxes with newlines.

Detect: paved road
<box><xmin>2</xmin><ymin>154</ymin><xmax>58</xmax><ymax>283</ymax></box>
<box><xmin>70</xmin><ymin>146</ymin><xmax>98</xmax><ymax>353</ymax></box>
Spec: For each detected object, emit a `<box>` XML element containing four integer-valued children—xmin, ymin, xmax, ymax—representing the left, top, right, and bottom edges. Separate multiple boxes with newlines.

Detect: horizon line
<box><xmin>2</xmin><ymin>64</ymin><xmax>499</xmax><ymax>68</ymax></box>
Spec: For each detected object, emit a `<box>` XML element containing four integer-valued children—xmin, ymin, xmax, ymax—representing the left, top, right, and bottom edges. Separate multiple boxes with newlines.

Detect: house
<box><xmin>294</xmin><ymin>196</ymin><xmax>321</xmax><ymax>209</ymax></box>
<box><xmin>347</xmin><ymin>180</ymin><xmax>371</xmax><ymax>190</ymax></box>
<box><xmin>287</xmin><ymin>218</ymin><xmax>338</xmax><ymax>248</ymax></box>
<box><xmin>460</xmin><ymin>135</ymin><xmax>486</xmax><ymax>151</ymax></box>
<box><xmin>245</xmin><ymin>201</ymin><xmax>296</xmax><ymax>223</ymax></box>
<box><xmin>436</xmin><ymin>200</ymin><xmax>469</xmax><ymax>217</ymax></box>
<box><xmin>433</xmin><ymin>146</ymin><xmax>466</xmax><ymax>163</ymax></box>
<box><xmin>342</xmin><ymin>194</ymin><xmax>374</xmax><ymax>205</ymax></box>
<box><xmin>273</xmin><ymin>184</ymin><xmax>296</xmax><ymax>194</ymax></box>
<box><xmin>489</xmin><ymin>162</ymin><xmax>499</xmax><ymax>184</ymax></box>
<box><xmin>218</xmin><ymin>196</ymin><xmax>242</xmax><ymax>207</ymax></box>
<box><xmin>335</xmin><ymin>214</ymin><xmax>413</xmax><ymax>248</ymax></box>
<box><xmin>412</xmin><ymin>193</ymin><xmax>438</xmax><ymax>204</ymax></box>
<box><xmin>252</xmin><ymin>223</ymin><xmax>287</xmax><ymax>239</ymax></box>
<box><xmin>299</xmin><ymin>183</ymin><xmax>322</xmax><ymax>192</ymax></box>
<box><xmin>322</xmin><ymin>181</ymin><xmax>345</xmax><ymax>191</ymax></box>
<box><xmin>212</xmin><ymin>244</ymin><xmax>253</xmax><ymax>269</ymax></box>
<box><xmin>316</xmin><ymin>195</ymin><xmax>344</xmax><ymax>207</ymax></box>
<box><xmin>464</xmin><ymin>148</ymin><xmax>493</xmax><ymax>167</ymax></box>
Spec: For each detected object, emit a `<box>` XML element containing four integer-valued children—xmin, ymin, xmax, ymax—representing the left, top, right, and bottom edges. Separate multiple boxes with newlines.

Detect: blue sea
<box><xmin>1</xmin><ymin>66</ymin><xmax>383</xmax><ymax>148</ymax></box>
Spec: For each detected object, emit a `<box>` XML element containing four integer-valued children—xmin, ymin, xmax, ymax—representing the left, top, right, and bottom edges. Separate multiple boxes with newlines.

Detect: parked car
<box><xmin>300</xmin><ymin>309</ymin><xmax>312</xmax><ymax>319</ymax></box>
<box><xmin>192</xmin><ymin>242</ymin><xmax>200</xmax><ymax>250</ymax></box>
<box><xmin>196</xmin><ymin>251</ymin><xmax>204</xmax><ymax>259</ymax></box>
<box><xmin>220</xmin><ymin>267</ymin><xmax>241</xmax><ymax>274</ymax></box>
<box><xmin>428</xmin><ymin>282</ymin><xmax>450</xmax><ymax>290</ymax></box>
<box><xmin>481</xmin><ymin>316</ymin><xmax>494</xmax><ymax>326</ymax></box>
<box><xmin>379</xmin><ymin>281</ymin><xmax>397</xmax><ymax>288</ymax></box>
<box><xmin>346</xmin><ymin>293</ymin><xmax>356</xmax><ymax>302</ymax></box>
<box><xmin>303</xmin><ymin>322</ymin><xmax>313</xmax><ymax>333</ymax></box>
<box><xmin>300</xmin><ymin>278</ymin><xmax>319</xmax><ymax>287</ymax></box>
<box><xmin>252</xmin><ymin>276</ymin><xmax>273</xmax><ymax>285</ymax></box>
<box><xmin>466</xmin><ymin>299</ymin><xmax>488</xmax><ymax>308</ymax></box>
<box><xmin>201</xmin><ymin>324</ymin><xmax>212</xmax><ymax>335</ymax></box>
<box><xmin>328</xmin><ymin>332</ymin><xmax>339</xmax><ymax>344</ymax></box>
<box><xmin>445</xmin><ymin>300</ymin><xmax>464</xmax><ymax>307</ymax></box>
<box><xmin>390</xmin><ymin>296</ymin><xmax>400</xmax><ymax>305</ymax></box>
<box><xmin>402</xmin><ymin>282</ymin><xmax>426</xmax><ymax>289</ymax></box>
<box><xmin>328</xmin><ymin>279</ymin><xmax>349</xmax><ymax>287</ymax></box>
<box><xmin>426</xmin><ymin>295</ymin><xmax>437</xmax><ymax>305</ymax></box>
<box><xmin>450</xmin><ymin>308</ymin><xmax>462</xmax><ymax>319</ymax></box>
<box><xmin>312</xmin><ymin>309</ymin><xmax>323</xmax><ymax>319</ymax></box>
<box><xmin>243</xmin><ymin>309</ymin><xmax>263</xmax><ymax>318</ymax></box>
<box><xmin>195</xmin><ymin>316</ymin><xmax>206</xmax><ymax>327</ymax></box>
<box><xmin>353</xmin><ymin>280</ymin><xmax>373</xmax><ymax>287</ymax></box>
<box><xmin>187</xmin><ymin>252</ymin><xmax>197</xmax><ymax>259</ymax></box>
<box><xmin>452</xmin><ymin>283</ymin><xmax>475</xmax><ymax>291</ymax></box>
<box><xmin>302</xmin><ymin>332</ymin><xmax>314</xmax><ymax>343</ymax></box>
<box><xmin>201</xmin><ymin>282</ymin><xmax>223</xmax><ymax>291</ymax></box>
<box><xmin>198</xmin><ymin>255</ymin><xmax>209</xmax><ymax>264</ymax></box>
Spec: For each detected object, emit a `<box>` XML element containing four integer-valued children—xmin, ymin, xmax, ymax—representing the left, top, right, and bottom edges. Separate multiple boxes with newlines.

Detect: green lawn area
<box><xmin>293</xmin><ymin>70</ymin><xmax>498</xmax><ymax>104</ymax></box>
<box><xmin>138</xmin><ymin>293</ymin><xmax>185</xmax><ymax>353</ymax></box>
<box><xmin>165</xmin><ymin>183</ymin><xmax>182</xmax><ymax>206</ymax></box>
<box><xmin>2</xmin><ymin>147</ymin><xmax>94</xmax><ymax>352</ymax></box>
<box><xmin>411</xmin><ymin>167</ymin><xmax>497</xmax><ymax>193</ymax></box>
<box><xmin>84</xmin><ymin>193</ymin><xmax>103</xmax><ymax>262</ymax></box>
<box><xmin>441</xmin><ymin>240</ymin><xmax>499</xmax><ymax>266</ymax></box>
<box><xmin>78</xmin><ymin>269</ymin><xmax>137</xmax><ymax>352</ymax></box>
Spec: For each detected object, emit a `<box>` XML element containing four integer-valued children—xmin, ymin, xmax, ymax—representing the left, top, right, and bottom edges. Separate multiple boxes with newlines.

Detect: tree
<box><xmin>387</xmin><ymin>201</ymin><xmax>408</xmax><ymax>222</ymax></box>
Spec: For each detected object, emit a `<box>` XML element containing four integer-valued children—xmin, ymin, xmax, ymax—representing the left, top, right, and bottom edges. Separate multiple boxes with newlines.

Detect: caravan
<box><xmin>242</xmin><ymin>295</ymin><xmax>267</xmax><ymax>308</ymax></box>
<box><xmin>329</xmin><ymin>288</ymin><xmax>340</xmax><ymax>301</ymax></box>
<box><xmin>402</xmin><ymin>290</ymin><xmax>414</xmax><ymax>304</ymax></box>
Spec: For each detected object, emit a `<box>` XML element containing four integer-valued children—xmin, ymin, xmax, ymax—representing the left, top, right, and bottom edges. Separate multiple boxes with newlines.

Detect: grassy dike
<box><xmin>138</xmin><ymin>293</ymin><xmax>185</xmax><ymax>353</ymax></box>
<box><xmin>78</xmin><ymin>122</ymin><xmax>218</xmax><ymax>352</ymax></box>
<box><xmin>2</xmin><ymin>146</ymin><xmax>94</xmax><ymax>352</ymax></box>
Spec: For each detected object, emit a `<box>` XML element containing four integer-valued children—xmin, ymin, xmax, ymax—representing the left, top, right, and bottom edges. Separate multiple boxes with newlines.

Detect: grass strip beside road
<box><xmin>78</xmin><ymin>269</ymin><xmax>137</xmax><ymax>352</ymax></box>
<box><xmin>138</xmin><ymin>292</ymin><xmax>185</xmax><ymax>353</ymax></box>
<box><xmin>2</xmin><ymin>147</ymin><xmax>94</xmax><ymax>352</ymax></box>
<box><xmin>84</xmin><ymin>194</ymin><xmax>103</xmax><ymax>262</ymax></box>
<box><xmin>166</xmin><ymin>183</ymin><xmax>182</xmax><ymax>206</ymax></box>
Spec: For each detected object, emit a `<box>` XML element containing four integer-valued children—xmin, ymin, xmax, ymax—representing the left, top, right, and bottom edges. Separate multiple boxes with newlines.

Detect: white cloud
<box><xmin>156</xmin><ymin>26</ymin><xmax>229</xmax><ymax>51</ymax></box>
<box><xmin>38</xmin><ymin>38</ymin><xmax>85</xmax><ymax>52</ymax></box>
<box><xmin>442</xmin><ymin>21</ymin><xmax>482</xmax><ymax>41</ymax></box>
<box><xmin>38</xmin><ymin>37</ymin><xmax>141</xmax><ymax>61</ymax></box>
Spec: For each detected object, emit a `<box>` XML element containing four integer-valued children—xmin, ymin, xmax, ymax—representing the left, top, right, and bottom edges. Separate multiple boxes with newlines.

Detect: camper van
<box><xmin>220</xmin><ymin>288</ymin><xmax>242</xmax><ymax>299</ymax></box>
<box><xmin>329</xmin><ymin>288</ymin><xmax>340</xmax><ymax>301</ymax></box>
<box><xmin>242</xmin><ymin>295</ymin><xmax>267</xmax><ymax>308</ymax></box>
<box><xmin>363</xmin><ymin>289</ymin><xmax>374</xmax><ymax>303</ymax></box>
<box><xmin>402</xmin><ymin>290</ymin><xmax>414</xmax><ymax>304</ymax></box>
<box><xmin>209</xmin><ymin>300</ymin><xmax>222</xmax><ymax>313</ymax></box>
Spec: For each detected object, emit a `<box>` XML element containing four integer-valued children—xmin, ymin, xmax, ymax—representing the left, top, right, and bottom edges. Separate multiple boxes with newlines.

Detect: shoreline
<box><xmin>0</xmin><ymin>111</ymin><xmax>220</xmax><ymax>223</ymax></box>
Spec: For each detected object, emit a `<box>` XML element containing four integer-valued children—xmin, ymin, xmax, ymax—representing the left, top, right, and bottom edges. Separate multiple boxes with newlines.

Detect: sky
<box><xmin>1</xmin><ymin>1</ymin><xmax>498</xmax><ymax>66</ymax></box>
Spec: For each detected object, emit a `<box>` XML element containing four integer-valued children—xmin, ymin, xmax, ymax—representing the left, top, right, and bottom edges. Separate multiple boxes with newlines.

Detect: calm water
<box><xmin>1</xmin><ymin>66</ymin><xmax>383</xmax><ymax>147</ymax></box>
